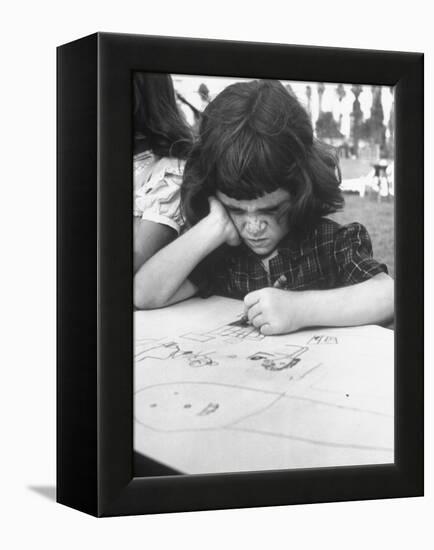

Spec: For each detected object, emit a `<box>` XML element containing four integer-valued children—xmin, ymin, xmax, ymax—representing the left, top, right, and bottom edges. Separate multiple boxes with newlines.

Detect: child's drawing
<box><xmin>209</xmin><ymin>322</ymin><xmax>265</xmax><ymax>341</ymax></box>
<box><xmin>179</xmin><ymin>318</ymin><xmax>266</xmax><ymax>345</ymax></box>
<box><xmin>248</xmin><ymin>345</ymin><xmax>307</xmax><ymax>371</ymax></box>
<box><xmin>187</xmin><ymin>354</ymin><xmax>217</xmax><ymax>368</ymax></box>
<box><xmin>136</xmin><ymin>341</ymin><xmax>181</xmax><ymax>361</ymax></box>
<box><xmin>136</xmin><ymin>341</ymin><xmax>218</xmax><ymax>368</ymax></box>
<box><xmin>197</xmin><ymin>402</ymin><xmax>219</xmax><ymax>416</ymax></box>
<box><xmin>307</xmin><ymin>335</ymin><xmax>338</xmax><ymax>345</ymax></box>
<box><xmin>181</xmin><ymin>332</ymin><xmax>215</xmax><ymax>343</ymax></box>
<box><xmin>135</xmin><ymin>334</ymin><xmax>314</xmax><ymax>377</ymax></box>
<box><xmin>134</xmin><ymin>380</ymin><xmax>393</xmax><ymax>453</ymax></box>
<box><xmin>133</xmin><ymin>297</ymin><xmax>394</xmax><ymax>473</ymax></box>
<box><xmin>134</xmin><ymin>382</ymin><xmax>282</xmax><ymax>431</ymax></box>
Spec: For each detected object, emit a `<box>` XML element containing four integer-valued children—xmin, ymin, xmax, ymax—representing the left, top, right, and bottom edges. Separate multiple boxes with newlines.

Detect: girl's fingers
<box><xmin>260</xmin><ymin>323</ymin><xmax>274</xmax><ymax>336</ymax></box>
<box><xmin>247</xmin><ymin>303</ymin><xmax>262</xmax><ymax>323</ymax></box>
<box><xmin>251</xmin><ymin>314</ymin><xmax>266</xmax><ymax>329</ymax></box>
<box><xmin>244</xmin><ymin>290</ymin><xmax>261</xmax><ymax>311</ymax></box>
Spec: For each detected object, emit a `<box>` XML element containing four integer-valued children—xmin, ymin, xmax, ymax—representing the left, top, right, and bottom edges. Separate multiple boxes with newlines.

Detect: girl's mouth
<box><xmin>247</xmin><ymin>238</ymin><xmax>268</xmax><ymax>244</ymax></box>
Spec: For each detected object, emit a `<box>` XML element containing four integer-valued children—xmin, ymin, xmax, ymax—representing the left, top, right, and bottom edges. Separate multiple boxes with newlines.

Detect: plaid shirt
<box><xmin>190</xmin><ymin>219</ymin><xmax>388</xmax><ymax>300</ymax></box>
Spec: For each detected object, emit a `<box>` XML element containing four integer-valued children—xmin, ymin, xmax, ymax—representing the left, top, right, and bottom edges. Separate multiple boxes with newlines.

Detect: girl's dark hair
<box><xmin>133</xmin><ymin>72</ymin><xmax>193</xmax><ymax>159</ymax></box>
<box><xmin>181</xmin><ymin>79</ymin><xmax>343</xmax><ymax>237</ymax></box>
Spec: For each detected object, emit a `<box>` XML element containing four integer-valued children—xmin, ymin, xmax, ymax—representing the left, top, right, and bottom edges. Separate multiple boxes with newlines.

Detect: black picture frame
<box><xmin>57</xmin><ymin>32</ymin><xmax>424</xmax><ymax>517</ymax></box>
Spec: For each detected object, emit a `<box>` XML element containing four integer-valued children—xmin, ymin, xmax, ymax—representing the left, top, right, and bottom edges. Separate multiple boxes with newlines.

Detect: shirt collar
<box><xmin>236</xmin><ymin>234</ymin><xmax>302</xmax><ymax>263</ymax></box>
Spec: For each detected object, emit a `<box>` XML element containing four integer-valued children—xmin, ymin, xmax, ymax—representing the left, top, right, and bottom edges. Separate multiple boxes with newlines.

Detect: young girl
<box><xmin>134</xmin><ymin>79</ymin><xmax>394</xmax><ymax>335</ymax></box>
<box><xmin>133</xmin><ymin>73</ymin><xmax>193</xmax><ymax>272</ymax></box>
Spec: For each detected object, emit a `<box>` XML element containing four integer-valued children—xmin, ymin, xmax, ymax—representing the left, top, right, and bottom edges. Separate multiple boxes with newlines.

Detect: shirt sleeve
<box><xmin>188</xmin><ymin>258</ymin><xmax>215</xmax><ymax>298</ymax></box>
<box><xmin>188</xmin><ymin>247</ymin><xmax>232</xmax><ymax>299</ymax></box>
<box><xmin>333</xmin><ymin>222</ymin><xmax>388</xmax><ymax>285</ymax></box>
<box><xmin>133</xmin><ymin>156</ymin><xmax>185</xmax><ymax>234</ymax></box>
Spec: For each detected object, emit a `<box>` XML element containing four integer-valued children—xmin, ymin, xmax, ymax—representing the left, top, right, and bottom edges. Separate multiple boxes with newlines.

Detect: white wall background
<box><xmin>0</xmin><ymin>1</ymin><xmax>431</xmax><ymax>548</ymax></box>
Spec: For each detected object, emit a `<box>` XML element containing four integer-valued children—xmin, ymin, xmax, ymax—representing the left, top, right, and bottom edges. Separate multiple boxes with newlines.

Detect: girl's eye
<box><xmin>258</xmin><ymin>209</ymin><xmax>279</xmax><ymax>216</ymax></box>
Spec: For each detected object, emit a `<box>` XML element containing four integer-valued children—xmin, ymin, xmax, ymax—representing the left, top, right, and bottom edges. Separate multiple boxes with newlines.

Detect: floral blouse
<box><xmin>133</xmin><ymin>150</ymin><xmax>185</xmax><ymax>234</ymax></box>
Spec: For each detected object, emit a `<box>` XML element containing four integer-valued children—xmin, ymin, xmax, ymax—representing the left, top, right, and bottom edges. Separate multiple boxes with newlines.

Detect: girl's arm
<box><xmin>133</xmin><ymin>218</ymin><xmax>177</xmax><ymax>273</ymax></box>
<box><xmin>134</xmin><ymin>197</ymin><xmax>240</xmax><ymax>310</ymax></box>
<box><xmin>244</xmin><ymin>273</ymin><xmax>394</xmax><ymax>335</ymax></box>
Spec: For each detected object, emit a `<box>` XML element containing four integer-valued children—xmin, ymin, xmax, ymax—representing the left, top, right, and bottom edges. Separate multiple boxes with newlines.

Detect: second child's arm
<box><xmin>134</xmin><ymin>197</ymin><xmax>240</xmax><ymax>309</ymax></box>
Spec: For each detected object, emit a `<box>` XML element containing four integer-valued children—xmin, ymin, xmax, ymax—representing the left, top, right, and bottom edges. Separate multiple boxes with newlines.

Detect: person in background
<box><xmin>133</xmin><ymin>73</ymin><xmax>193</xmax><ymax>273</ymax></box>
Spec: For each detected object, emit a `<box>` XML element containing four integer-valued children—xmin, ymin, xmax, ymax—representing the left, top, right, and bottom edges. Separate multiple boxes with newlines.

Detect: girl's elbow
<box><xmin>381</xmin><ymin>273</ymin><xmax>394</xmax><ymax>305</ymax></box>
<box><xmin>386</xmin><ymin>277</ymin><xmax>395</xmax><ymax>319</ymax></box>
<box><xmin>134</xmin><ymin>294</ymin><xmax>166</xmax><ymax>310</ymax></box>
<box><xmin>133</xmin><ymin>290</ymin><xmax>151</xmax><ymax>310</ymax></box>
<box><xmin>376</xmin><ymin>273</ymin><xmax>394</xmax><ymax>323</ymax></box>
<box><xmin>133</xmin><ymin>284</ymin><xmax>165</xmax><ymax>310</ymax></box>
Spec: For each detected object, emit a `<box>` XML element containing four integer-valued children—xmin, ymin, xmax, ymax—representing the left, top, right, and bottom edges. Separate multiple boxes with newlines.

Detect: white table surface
<box><xmin>134</xmin><ymin>296</ymin><xmax>394</xmax><ymax>475</ymax></box>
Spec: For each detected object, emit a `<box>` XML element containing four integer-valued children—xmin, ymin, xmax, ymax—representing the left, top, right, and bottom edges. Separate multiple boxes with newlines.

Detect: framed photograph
<box><xmin>57</xmin><ymin>32</ymin><xmax>423</xmax><ymax>517</ymax></box>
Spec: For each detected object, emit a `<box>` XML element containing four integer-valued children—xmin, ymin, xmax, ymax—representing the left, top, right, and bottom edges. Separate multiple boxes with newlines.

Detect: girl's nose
<box><xmin>245</xmin><ymin>216</ymin><xmax>267</xmax><ymax>237</ymax></box>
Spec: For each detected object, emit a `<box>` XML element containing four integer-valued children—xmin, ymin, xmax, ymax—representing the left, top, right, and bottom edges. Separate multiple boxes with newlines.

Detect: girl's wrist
<box><xmin>296</xmin><ymin>290</ymin><xmax>321</xmax><ymax>328</ymax></box>
<box><xmin>288</xmin><ymin>290</ymin><xmax>313</xmax><ymax>331</ymax></box>
<box><xmin>199</xmin><ymin>214</ymin><xmax>227</xmax><ymax>248</ymax></box>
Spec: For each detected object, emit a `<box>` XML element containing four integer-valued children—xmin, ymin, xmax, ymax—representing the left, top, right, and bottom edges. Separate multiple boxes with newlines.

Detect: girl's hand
<box><xmin>243</xmin><ymin>288</ymin><xmax>305</xmax><ymax>335</ymax></box>
<box><xmin>207</xmin><ymin>196</ymin><xmax>241</xmax><ymax>246</ymax></box>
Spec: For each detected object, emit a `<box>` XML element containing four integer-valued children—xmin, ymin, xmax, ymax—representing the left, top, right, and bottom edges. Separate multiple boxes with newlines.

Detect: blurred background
<box><xmin>172</xmin><ymin>75</ymin><xmax>395</xmax><ymax>277</ymax></box>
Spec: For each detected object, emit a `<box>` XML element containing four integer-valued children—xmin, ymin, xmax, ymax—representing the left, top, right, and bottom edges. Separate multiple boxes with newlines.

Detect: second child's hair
<box><xmin>133</xmin><ymin>72</ymin><xmax>193</xmax><ymax>159</ymax></box>
<box><xmin>181</xmin><ymin>79</ymin><xmax>343</xmax><ymax>237</ymax></box>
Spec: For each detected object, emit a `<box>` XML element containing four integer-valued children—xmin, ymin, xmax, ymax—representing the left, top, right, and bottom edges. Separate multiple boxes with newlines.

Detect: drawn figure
<box><xmin>181</xmin><ymin>332</ymin><xmax>215</xmax><ymax>343</ymax></box>
<box><xmin>179</xmin><ymin>318</ymin><xmax>266</xmax><ymax>345</ymax></box>
<box><xmin>307</xmin><ymin>335</ymin><xmax>338</xmax><ymax>345</ymax></box>
<box><xmin>209</xmin><ymin>322</ymin><xmax>265</xmax><ymax>341</ymax></box>
<box><xmin>264</xmin><ymin>357</ymin><xmax>301</xmax><ymax>371</ymax></box>
<box><xmin>135</xmin><ymin>341</ymin><xmax>218</xmax><ymax>367</ymax></box>
<box><xmin>134</xmin><ymin>382</ymin><xmax>281</xmax><ymax>432</ymax></box>
<box><xmin>136</xmin><ymin>341</ymin><xmax>182</xmax><ymax>361</ymax></box>
<box><xmin>197</xmin><ymin>402</ymin><xmax>219</xmax><ymax>416</ymax></box>
<box><xmin>248</xmin><ymin>346</ymin><xmax>308</xmax><ymax>371</ymax></box>
<box><xmin>187</xmin><ymin>354</ymin><xmax>217</xmax><ymax>368</ymax></box>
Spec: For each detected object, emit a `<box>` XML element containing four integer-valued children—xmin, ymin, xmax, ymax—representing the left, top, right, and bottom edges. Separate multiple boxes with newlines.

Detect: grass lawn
<box><xmin>330</xmin><ymin>194</ymin><xmax>395</xmax><ymax>278</ymax></box>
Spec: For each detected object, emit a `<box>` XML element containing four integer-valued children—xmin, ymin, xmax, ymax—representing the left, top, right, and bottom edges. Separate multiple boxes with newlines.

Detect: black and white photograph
<box><xmin>132</xmin><ymin>72</ymin><xmax>395</xmax><ymax>475</ymax></box>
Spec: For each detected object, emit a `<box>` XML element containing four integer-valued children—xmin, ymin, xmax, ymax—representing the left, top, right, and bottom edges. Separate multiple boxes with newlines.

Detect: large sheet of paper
<box><xmin>134</xmin><ymin>296</ymin><xmax>394</xmax><ymax>474</ymax></box>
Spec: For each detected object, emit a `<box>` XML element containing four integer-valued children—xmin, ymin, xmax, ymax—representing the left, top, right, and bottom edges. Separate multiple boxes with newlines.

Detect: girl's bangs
<box><xmin>212</xmin><ymin>133</ymin><xmax>295</xmax><ymax>200</ymax></box>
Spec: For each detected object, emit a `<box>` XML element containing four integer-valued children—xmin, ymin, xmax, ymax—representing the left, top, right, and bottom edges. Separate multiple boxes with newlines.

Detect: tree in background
<box><xmin>315</xmin><ymin>111</ymin><xmax>343</xmax><ymax>139</ymax></box>
<box><xmin>350</xmin><ymin>85</ymin><xmax>363</xmax><ymax>157</ymax></box>
<box><xmin>360</xmin><ymin>86</ymin><xmax>387</xmax><ymax>156</ymax></box>
<box><xmin>305</xmin><ymin>85</ymin><xmax>312</xmax><ymax>119</ymax></box>
<box><xmin>285</xmin><ymin>83</ymin><xmax>296</xmax><ymax>97</ymax></box>
<box><xmin>317</xmin><ymin>82</ymin><xmax>325</xmax><ymax>114</ymax></box>
<box><xmin>198</xmin><ymin>83</ymin><xmax>210</xmax><ymax>104</ymax></box>
<box><xmin>387</xmin><ymin>87</ymin><xmax>395</xmax><ymax>158</ymax></box>
<box><xmin>335</xmin><ymin>83</ymin><xmax>346</xmax><ymax>133</ymax></box>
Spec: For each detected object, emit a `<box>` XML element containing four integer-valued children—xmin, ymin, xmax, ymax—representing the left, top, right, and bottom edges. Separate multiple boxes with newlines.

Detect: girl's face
<box><xmin>216</xmin><ymin>188</ymin><xmax>292</xmax><ymax>256</ymax></box>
